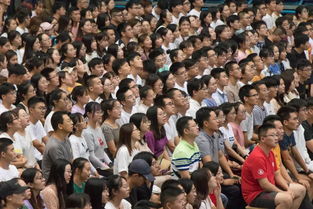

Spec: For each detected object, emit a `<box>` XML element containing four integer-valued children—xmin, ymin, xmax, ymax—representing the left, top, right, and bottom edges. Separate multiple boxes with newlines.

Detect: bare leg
<box><xmin>289</xmin><ymin>183</ymin><xmax>306</xmax><ymax>209</ymax></box>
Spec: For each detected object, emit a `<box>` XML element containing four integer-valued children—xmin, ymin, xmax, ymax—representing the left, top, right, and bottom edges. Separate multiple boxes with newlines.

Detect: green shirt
<box><xmin>74</xmin><ymin>182</ymin><xmax>86</xmax><ymax>193</ymax></box>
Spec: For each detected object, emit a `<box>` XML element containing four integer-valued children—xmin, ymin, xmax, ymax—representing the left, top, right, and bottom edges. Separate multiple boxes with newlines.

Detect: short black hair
<box><xmin>296</xmin><ymin>59</ymin><xmax>311</xmax><ymax>71</ymax></box>
<box><xmin>170</xmin><ymin>62</ymin><xmax>185</xmax><ymax>75</ymax></box>
<box><xmin>263</xmin><ymin>114</ymin><xmax>281</xmax><ymax>126</ymax></box>
<box><xmin>0</xmin><ymin>82</ymin><xmax>16</xmax><ymax>99</ymax></box>
<box><xmin>51</xmin><ymin>111</ymin><xmax>70</xmax><ymax>131</ymax></box>
<box><xmin>28</xmin><ymin>96</ymin><xmax>46</xmax><ymax>109</ymax></box>
<box><xmin>294</xmin><ymin>34</ymin><xmax>309</xmax><ymax>48</ymax></box>
<box><xmin>112</xmin><ymin>58</ymin><xmax>128</xmax><ymax>75</ymax></box>
<box><xmin>196</xmin><ymin>107</ymin><xmax>215</xmax><ymax>129</ymax></box>
<box><xmin>8</xmin><ymin>64</ymin><xmax>26</xmax><ymax>76</ymax></box>
<box><xmin>160</xmin><ymin>187</ymin><xmax>184</xmax><ymax>207</ymax></box>
<box><xmin>88</xmin><ymin>57</ymin><xmax>103</xmax><ymax>70</ymax></box>
<box><xmin>211</xmin><ymin>68</ymin><xmax>226</xmax><ymax>80</ymax></box>
<box><xmin>176</xmin><ymin>116</ymin><xmax>193</xmax><ymax>137</ymax></box>
<box><xmin>287</xmin><ymin>98</ymin><xmax>307</xmax><ymax>112</ymax></box>
<box><xmin>116</xmin><ymin>87</ymin><xmax>131</xmax><ymax>102</ymax></box>
<box><xmin>187</xmin><ymin>78</ymin><xmax>204</xmax><ymax>97</ymax></box>
<box><xmin>239</xmin><ymin>84</ymin><xmax>255</xmax><ymax>103</ymax></box>
<box><xmin>258</xmin><ymin>123</ymin><xmax>276</xmax><ymax>139</ymax></box>
<box><xmin>0</xmin><ymin>138</ymin><xmax>13</xmax><ymax>155</ymax></box>
<box><xmin>277</xmin><ymin>105</ymin><xmax>298</xmax><ymax>123</ymax></box>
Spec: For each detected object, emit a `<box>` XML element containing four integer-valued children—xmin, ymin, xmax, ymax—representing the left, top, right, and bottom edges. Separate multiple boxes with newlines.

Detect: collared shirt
<box><xmin>88</xmin><ymin>97</ymin><xmax>103</xmax><ymax>104</ymax></box>
<box><xmin>172</xmin><ymin>140</ymin><xmax>201</xmax><ymax>177</ymax></box>
<box><xmin>195</xmin><ymin>131</ymin><xmax>223</xmax><ymax>163</ymax></box>
<box><xmin>224</xmin><ymin>82</ymin><xmax>241</xmax><ymax>103</ymax></box>
<box><xmin>186</xmin><ymin>98</ymin><xmax>205</xmax><ymax>118</ymax></box>
<box><xmin>212</xmin><ymin>88</ymin><xmax>228</xmax><ymax>106</ymax></box>
<box><xmin>127</xmin><ymin>74</ymin><xmax>143</xmax><ymax>86</ymax></box>
<box><xmin>174</xmin><ymin>82</ymin><xmax>188</xmax><ymax>95</ymax></box>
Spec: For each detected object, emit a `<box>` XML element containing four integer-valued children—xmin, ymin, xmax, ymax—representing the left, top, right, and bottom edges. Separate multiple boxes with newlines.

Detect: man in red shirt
<box><xmin>241</xmin><ymin>123</ymin><xmax>306</xmax><ymax>209</ymax></box>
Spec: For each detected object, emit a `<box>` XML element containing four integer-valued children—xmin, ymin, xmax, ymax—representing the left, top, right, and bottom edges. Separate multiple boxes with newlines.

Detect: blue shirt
<box><xmin>279</xmin><ymin>133</ymin><xmax>296</xmax><ymax>151</ymax></box>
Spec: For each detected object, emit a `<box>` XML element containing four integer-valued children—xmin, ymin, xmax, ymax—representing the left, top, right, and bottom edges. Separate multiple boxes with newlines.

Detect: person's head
<box><xmin>176</xmin><ymin>116</ymin><xmax>199</xmax><ymax>138</ymax></box>
<box><xmin>48</xmin><ymin>89</ymin><xmax>68</xmax><ymax>111</ymax></box>
<box><xmin>133</xmin><ymin>151</ymin><xmax>160</xmax><ymax>176</ymax></box>
<box><xmin>263</xmin><ymin>115</ymin><xmax>284</xmax><ymax>141</ymax></box>
<box><xmin>183</xmin><ymin>58</ymin><xmax>199</xmax><ymax>79</ymax></box>
<box><xmin>17</xmin><ymin>81</ymin><xmax>36</xmax><ymax>105</ymax></box>
<box><xmin>191</xmin><ymin>168</ymin><xmax>216</xmax><ymax>200</ymax></box>
<box><xmin>107</xmin><ymin>175</ymin><xmax>129</xmax><ymax>200</ymax></box>
<box><xmin>187</xmin><ymin>78</ymin><xmax>206</xmax><ymax>101</ymax></box>
<box><xmin>128</xmin><ymin>159</ymin><xmax>155</xmax><ymax>186</ymax></box>
<box><xmin>239</xmin><ymin>84</ymin><xmax>258</xmax><ymax>105</ymax></box>
<box><xmin>201</xmin><ymin>75</ymin><xmax>217</xmax><ymax>96</ymax></box>
<box><xmin>8</xmin><ymin>64</ymin><xmax>27</xmax><ymax>85</ymax></box>
<box><xmin>85</xmin><ymin>102</ymin><xmax>103</xmax><ymax>123</ymax></box>
<box><xmin>178</xmin><ymin>178</ymin><xmax>196</xmax><ymax>205</ymax></box>
<box><xmin>160</xmin><ymin>186</ymin><xmax>186</xmax><ymax>209</ymax></box>
<box><xmin>41</xmin><ymin>67</ymin><xmax>60</xmax><ymax>88</ymax></box>
<box><xmin>0</xmin><ymin>110</ymin><xmax>21</xmax><ymax>133</ymax></box>
<box><xmin>211</xmin><ymin>68</ymin><xmax>229</xmax><ymax>88</ymax></box>
<box><xmin>252</xmin><ymin>80</ymin><xmax>268</xmax><ymax>101</ymax></box>
<box><xmin>88</xmin><ymin>57</ymin><xmax>105</xmax><ymax>77</ymax></box>
<box><xmin>118</xmin><ymin>123</ymin><xmax>141</xmax><ymax>154</ymax></box>
<box><xmin>112</xmin><ymin>58</ymin><xmax>131</xmax><ymax>77</ymax></box>
<box><xmin>21</xmin><ymin>168</ymin><xmax>45</xmax><ymax>193</ymax></box>
<box><xmin>288</xmin><ymin>98</ymin><xmax>308</xmax><ymax>123</ymax></box>
<box><xmin>0</xmin><ymin>137</ymin><xmax>15</xmax><ymax>162</ymax></box>
<box><xmin>70</xmin><ymin>112</ymin><xmax>86</xmax><ymax>134</ymax></box>
<box><xmin>294</xmin><ymin>34</ymin><xmax>310</xmax><ymax>50</ymax></box>
<box><xmin>101</xmin><ymin>99</ymin><xmax>121</xmax><ymax>122</ymax></box>
<box><xmin>0</xmin><ymin>37</ymin><xmax>10</xmax><ymax>55</ymax></box>
<box><xmin>296</xmin><ymin>5</ymin><xmax>309</xmax><ymax>20</ymax></box>
<box><xmin>71</xmin><ymin>85</ymin><xmax>90</xmax><ymax>107</ymax></box>
<box><xmin>85</xmin><ymin>75</ymin><xmax>104</xmax><ymax>98</ymax></box>
<box><xmin>202</xmin><ymin>161</ymin><xmax>223</xmax><ymax>184</ymax></box>
<box><xmin>0</xmin><ymin>178</ymin><xmax>29</xmax><ymax>208</ymax></box>
<box><xmin>130</xmin><ymin>112</ymin><xmax>151</xmax><ymax>134</ymax></box>
<box><xmin>66</xmin><ymin>193</ymin><xmax>92</xmax><ymax>209</ymax></box>
<box><xmin>147</xmin><ymin>105</ymin><xmax>167</xmax><ymax>134</ymax></box>
<box><xmin>262</xmin><ymin>76</ymin><xmax>279</xmax><ymax>99</ymax></box>
<box><xmin>196</xmin><ymin>107</ymin><xmax>219</xmax><ymax>131</ymax></box>
<box><xmin>84</xmin><ymin>178</ymin><xmax>108</xmax><ymax>209</ymax></box>
<box><xmin>116</xmin><ymin>87</ymin><xmax>136</xmax><ymax>108</ymax></box>
<box><xmin>219</xmin><ymin>102</ymin><xmax>236</xmax><ymax>123</ymax></box>
<box><xmin>51</xmin><ymin>111</ymin><xmax>73</xmax><ymax>133</ymax></box>
<box><xmin>170</xmin><ymin>62</ymin><xmax>187</xmax><ymax>84</ymax></box>
<box><xmin>139</xmin><ymin>86</ymin><xmax>155</xmax><ymax>107</ymax></box>
<box><xmin>280</xmin><ymin>70</ymin><xmax>295</xmax><ymax>93</ymax></box>
<box><xmin>277</xmin><ymin>105</ymin><xmax>299</xmax><ymax>131</ymax></box>
<box><xmin>46</xmin><ymin>159</ymin><xmax>71</xmax><ymax>208</ymax></box>
<box><xmin>296</xmin><ymin>59</ymin><xmax>312</xmax><ymax>81</ymax></box>
<box><xmin>145</xmin><ymin>74</ymin><xmax>163</xmax><ymax>96</ymax></box>
<box><xmin>31</xmin><ymin>73</ymin><xmax>48</xmax><ymax>96</ymax></box>
<box><xmin>258</xmin><ymin>123</ymin><xmax>278</xmax><ymax>148</ymax></box>
<box><xmin>72</xmin><ymin>157</ymin><xmax>91</xmax><ymax>182</ymax></box>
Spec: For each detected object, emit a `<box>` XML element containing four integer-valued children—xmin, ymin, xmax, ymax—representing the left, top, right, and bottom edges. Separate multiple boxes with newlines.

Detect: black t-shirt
<box><xmin>302</xmin><ymin>120</ymin><xmax>313</xmax><ymax>160</ymax></box>
<box><xmin>287</xmin><ymin>49</ymin><xmax>307</xmax><ymax>68</ymax></box>
<box><xmin>297</xmin><ymin>81</ymin><xmax>310</xmax><ymax>100</ymax></box>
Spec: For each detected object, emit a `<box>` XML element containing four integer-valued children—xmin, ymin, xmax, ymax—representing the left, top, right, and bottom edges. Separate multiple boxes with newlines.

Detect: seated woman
<box><xmin>66</xmin><ymin>193</ymin><xmax>92</xmax><ymax>209</ymax></box>
<box><xmin>101</xmin><ymin>99</ymin><xmax>121</xmax><ymax>158</ymax></box>
<box><xmin>71</xmin><ymin>157</ymin><xmax>91</xmax><ymax>194</ymax></box>
<box><xmin>192</xmin><ymin>168</ymin><xmax>224</xmax><ymax>209</ymax></box>
<box><xmin>84</xmin><ymin>177</ymin><xmax>109</xmax><ymax>209</ymax></box>
<box><xmin>204</xmin><ymin>161</ymin><xmax>246</xmax><ymax>209</ymax></box>
<box><xmin>41</xmin><ymin>159</ymin><xmax>72</xmax><ymax>209</ymax></box>
<box><xmin>83</xmin><ymin>102</ymin><xmax>112</xmax><ymax>175</ymax></box>
<box><xmin>105</xmin><ymin>175</ymin><xmax>131</xmax><ymax>209</ymax></box>
<box><xmin>113</xmin><ymin>123</ymin><xmax>140</xmax><ymax>178</ymax></box>
<box><xmin>145</xmin><ymin>106</ymin><xmax>171</xmax><ymax>170</ymax></box>
<box><xmin>21</xmin><ymin>168</ymin><xmax>46</xmax><ymax>209</ymax></box>
<box><xmin>130</xmin><ymin>113</ymin><xmax>152</xmax><ymax>152</ymax></box>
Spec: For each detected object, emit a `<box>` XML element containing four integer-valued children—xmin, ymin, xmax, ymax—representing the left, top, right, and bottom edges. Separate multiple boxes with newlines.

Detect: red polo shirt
<box><xmin>241</xmin><ymin>145</ymin><xmax>278</xmax><ymax>204</ymax></box>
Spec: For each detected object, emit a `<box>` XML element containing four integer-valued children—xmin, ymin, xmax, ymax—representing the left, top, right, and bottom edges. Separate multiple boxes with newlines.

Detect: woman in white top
<box><xmin>137</xmin><ymin>86</ymin><xmax>155</xmax><ymax>114</ymax></box>
<box><xmin>113</xmin><ymin>123</ymin><xmax>140</xmax><ymax>177</ymax></box>
<box><xmin>219</xmin><ymin>103</ymin><xmax>246</xmax><ymax>165</ymax></box>
<box><xmin>14</xmin><ymin>107</ymin><xmax>37</xmax><ymax>168</ymax></box>
<box><xmin>192</xmin><ymin>168</ymin><xmax>223</xmax><ymax>209</ymax></box>
<box><xmin>105</xmin><ymin>175</ymin><xmax>131</xmax><ymax>209</ymax></box>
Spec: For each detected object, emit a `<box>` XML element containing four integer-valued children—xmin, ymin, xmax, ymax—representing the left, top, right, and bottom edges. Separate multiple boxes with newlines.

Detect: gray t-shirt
<box><xmin>42</xmin><ymin>136</ymin><xmax>73</xmax><ymax>179</ymax></box>
<box><xmin>195</xmin><ymin>131</ymin><xmax>223</xmax><ymax>163</ymax></box>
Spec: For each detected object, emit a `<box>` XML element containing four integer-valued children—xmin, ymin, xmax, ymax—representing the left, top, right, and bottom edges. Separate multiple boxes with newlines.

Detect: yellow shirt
<box><xmin>272</xmin><ymin>144</ymin><xmax>281</xmax><ymax>169</ymax></box>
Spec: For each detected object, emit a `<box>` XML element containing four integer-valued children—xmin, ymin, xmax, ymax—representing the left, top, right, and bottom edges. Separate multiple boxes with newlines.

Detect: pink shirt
<box><xmin>230</xmin><ymin>122</ymin><xmax>245</xmax><ymax>147</ymax></box>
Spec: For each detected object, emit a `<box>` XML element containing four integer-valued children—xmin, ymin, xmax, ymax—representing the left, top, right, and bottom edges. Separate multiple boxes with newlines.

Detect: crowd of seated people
<box><xmin>1</xmin><ymin>0</ymin><xmax>313</xmax><ymax>208</ymax></box>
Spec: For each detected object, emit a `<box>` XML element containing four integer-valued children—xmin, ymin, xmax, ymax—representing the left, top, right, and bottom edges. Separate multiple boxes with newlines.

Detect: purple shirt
<box><xmin>71</xmin><ymin>104</ymin><xmax>85</xmax><ymax>115</ymax></box>
<box><xmin>144</xmin><ymin>131</ymin><xmax>168</xmax><ymax>157</ymax></box>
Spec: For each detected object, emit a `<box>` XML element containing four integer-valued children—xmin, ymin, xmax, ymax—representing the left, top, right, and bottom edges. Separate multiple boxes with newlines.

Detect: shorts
<box><xmin>250</xmin><ymin>191</ymin><xmax>277</xmax><ymax>209</ymax></box>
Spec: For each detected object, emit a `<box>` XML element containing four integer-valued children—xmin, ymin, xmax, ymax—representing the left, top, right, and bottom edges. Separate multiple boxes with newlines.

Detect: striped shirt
<box><xmin>172</xmin><ymin>140</ymin><xmax>201</xmax><ymax>178</ymax></box>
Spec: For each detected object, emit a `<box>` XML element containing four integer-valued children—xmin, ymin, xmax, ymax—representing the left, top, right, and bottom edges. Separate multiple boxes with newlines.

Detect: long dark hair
<box><xmin>23</xmin><ymin>35</ymin><xmax>37</xmax><ymax>62</ymax></box>
<box><xmin>118</xmin><ymin>123</ymin><xmax>135</xmax><ymax>156</ymax></box>
<box><xmin>146</xmin><ymin>106</ymin><xmax>166</xmax><ymax>140</ymax></box>
<box><xmin>84</xmin><ymin>178</ymin><xmax>108</xmax><ymax>209</ymax></box>
<box><xmin>21</xmin><ymin>168</ymin><xmax>45</xmax><ymax>209</ymax></box>
<box><xmin>191</xmin><ymin>167</ymin><xmax>212</xmax><ymax>207</ymax></box>
<box><xmin>46</xmin><ymin>159</ymin><xmax>71</xmax><ymax>209</ymax></box>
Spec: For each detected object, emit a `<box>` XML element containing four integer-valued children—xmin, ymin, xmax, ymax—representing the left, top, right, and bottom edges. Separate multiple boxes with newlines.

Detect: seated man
<box><xmin>172</xmin><ymin>116</ymin><xmax>201</xmax><ymax>179</ymax></box>
<box><xmin>241</xmin><ymin>124</ymin><xmax>306</xmax><ymax>208</ymax></box>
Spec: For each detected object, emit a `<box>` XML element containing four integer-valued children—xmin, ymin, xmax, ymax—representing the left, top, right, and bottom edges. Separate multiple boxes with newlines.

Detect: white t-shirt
<box><xmin>44</xmin><ymin>111</ymin><xmax>54</xmax><ymax>134</ymax></box>
<box><xmin>27</xmin><ymin>120</ymin><xmax>47</xmax><ymax>161</ymax></box>
<box><xmin>0</xmin><ymin>133</ymin><xmax>22</xmax><ymax>155</ymax></box>
<box><xmin>14</xmin><ymin>130</ymin><xmax>37</xmax><ymax>168</ymax></box>
<box><xmin>219</xmin><ymin>124</ymin><xmax>236</xmax><ymax>146</ymax></box>
<box><xmin>0</xmin><ymin>165</ymin><xmax>19</xmax><ymax>181</ymax></box>
<box><xmin>113</xmin><ymin>145</ymin><xmax>139</xmax><ymax>175</ymax></box>
<box><xmin>69</xmin><ymin>135</ymin><xmax>90</xmax><ymax>160</ymax></box>
<box><xmin>0</xmin><ymin>103</ymin><xmax>15</xmax><ymax>114</ymax></box>
<box><xmin>188</xmin><ymin>9</ymin><xmax>201</xmax><ymax>18</ymax></box>
<box><xmin>164</xmin><ymin>115</ymin><xmax>178</xmax><ymax>141</ymax></box>
<box><xmin>105</xmin><ymin>199</ymin><xmax>132</xmax><ymax>209</ymax></box>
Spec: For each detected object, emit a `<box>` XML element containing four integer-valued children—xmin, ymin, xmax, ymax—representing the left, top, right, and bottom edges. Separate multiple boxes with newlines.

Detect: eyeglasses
<box><xmin>264</xmin><ymin>134</ymin><xmax>279</xmax><ymax>138</ymax></box>
<box><xmin>248</xmin><ymin>94</ymin><xmax>258</xmax><ymax>97</ymax></box>
<box><xmin>165</xmin><ymin>102</ymin><xmax>174</xmax><ymax>106</ymax></box>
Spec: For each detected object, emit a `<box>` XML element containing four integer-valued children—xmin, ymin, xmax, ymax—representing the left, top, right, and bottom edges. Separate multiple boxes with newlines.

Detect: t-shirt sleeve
<box><xmin>240</xmin><ymin>118</ymin><xmax>248</xmax><ymax>132</ymax></box>
<box><xmin>279</xmin><ymin>138</ymin><xmax>289</xmax><ymax>151</ymax></box>
<box><xmin>196</xmin><ymin>137</ymin><xmax>212</xmax><ymax>158</ymax></box>
<box><xmin>115</xmin><ymin>146</ymin><xmax>130</xmax><ymax>173</ymax></box>
<box><xmin>145</xmin><ymin>132</ymin><xmax>156</xmax><ymax>154</ymax></box>
<box><xmin>303</xmin><ymin>122</ymin><xmax>313</xmax><ymax>142</ymax></box>
<box><xmin>251</xmin><ymin>157</ymin><xmax>268</xmax><ymax>179</ymax></box>
<box><xmin>102</xmin><ymin>126</ymin><xmax>114</xmax><ymax>142</ymax></box>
